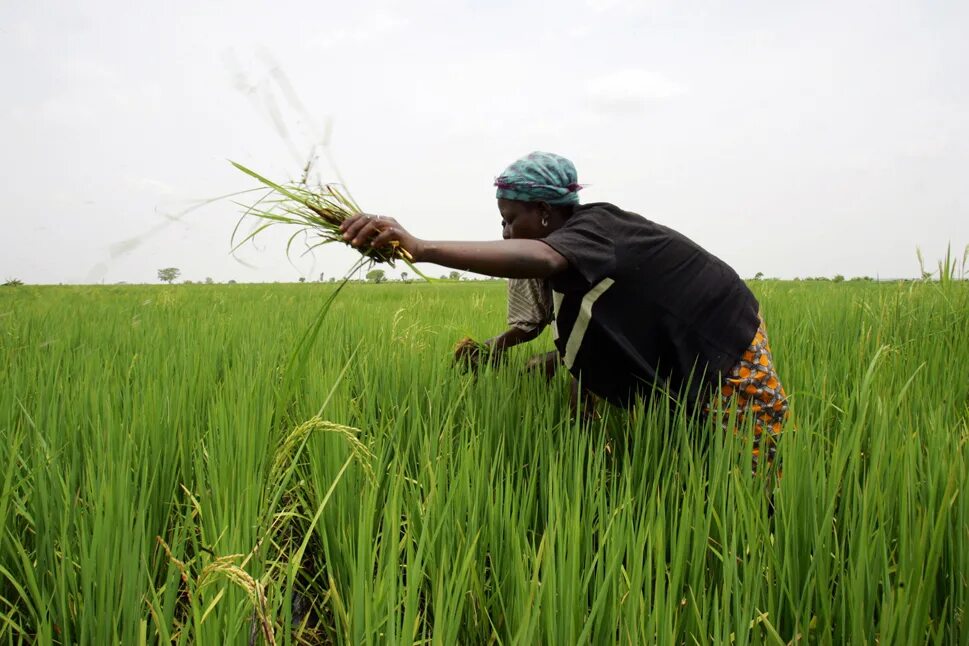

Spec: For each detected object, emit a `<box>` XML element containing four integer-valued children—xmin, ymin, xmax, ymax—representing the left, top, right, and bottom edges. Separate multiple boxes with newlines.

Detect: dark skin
<box><xmin>344</xmin><ymin>200</ymin><xmax>568</xmax><ymax>370</ymax></box>
<box><xmin>462</xmin><ymin>201</ymin><xmax>569</xmax><ymax>367</ymax></box>
<box><xmin>456</xmin><ymin>325</ymin><xmax>543</xmax><ymax>368</ymax></box>
<box><xmin>340</xmin><ymin>199</ymin><xmax>571</xmax><ymax>279</ymax></box>
<box><xmin>341</xmin><ymin>199</ymin><xmax>588</xmax><ymax>409</ymax></box>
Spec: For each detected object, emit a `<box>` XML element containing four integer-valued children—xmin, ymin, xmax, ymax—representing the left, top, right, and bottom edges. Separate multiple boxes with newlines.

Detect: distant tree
<box><xmin>328</xmin><ymin>277</ymin><xmax>336</xmax><ymax>283</ymax></box>
<box><xmin>448</xmin><ymin>271</ymin><xmax>461</xmax><ymax>281</ymax></box>
<box><xmin>401</xmin><ymin>271</ymin><xmax>409</xmax><ymax>282</ymax></box>
<box><xmin>319</xmin><ymin>272</ymin><xmax>325</xmax><ymax>282</ymax></box>
<box><xmin>227</xmin><ymin>280</ymin><xmax>237</xmax><ymax>284</ymax></box>
<box><xmin>205</xmin><ymin>277</ymin><xmax>214</xmax><ymax>285</ymax></box>
<box><xmin>833</xmin><ymin>274</ymin><xmax>845</xmax><ymax>283</ymax></box>
<box><xmin>753</xmin><ymin>272</ymin><xmax>764</xmax><ymax>280</ymax></box>
<box><xmin>298</xmin><ymin>277</ymin><xmax>306</xmax><ymax>283</ymax></box>
<box><xmin>2</xmin><ymin>278</ymin><xmax>24</xmax><ymax>287</ymax></box>
<box><xmin>366</xmin><ymin>269</ymin><xmax>386</xmax><ymax>284</ymax></box>
<box><xmin>440</xmin><ymin>274</ymin><xmax>447</xmax><ymax>280</ymax></box>
<box><xmin>184</xmin><ymin>280</ymin><xmax>194</xmax><ymax>285</ymax></box>
<box><xmin>158</xmin><ymin>267</ymin><xmax>180</xmax><ymax>284</ymax></box>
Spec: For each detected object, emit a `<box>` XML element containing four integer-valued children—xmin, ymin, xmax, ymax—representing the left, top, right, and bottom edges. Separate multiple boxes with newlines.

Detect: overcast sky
<box><xmin>2</xmin><ymin>0</ymin><xmax>967</xmax><ymax>283</ymax></box>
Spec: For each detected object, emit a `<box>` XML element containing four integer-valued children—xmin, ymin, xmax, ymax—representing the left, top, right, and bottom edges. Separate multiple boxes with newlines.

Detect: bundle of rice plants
<box><xmin>229</xmin><ymin>161</ymin><xmax>428</xmax><ymax>278</ymax></box>
<box><xmin>453</xmin><ymin>336</ymin><xmax>494</xmax><ymax>370</ymax></box>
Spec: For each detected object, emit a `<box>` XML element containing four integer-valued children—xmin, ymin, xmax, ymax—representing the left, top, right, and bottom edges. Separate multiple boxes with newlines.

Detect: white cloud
<box><xmin>127</xmin><ymin>177</ymin><xmax>174</xmax><ymax>195</ymax></box>
<box><xmin>584</xmin><ymin>0</ymin><xmax>658</xmax><ymax>14</ymax></box>
<box><xmin>357</xmin><ymin>10</ymin><xmax>406</xmax><ymax>40</ymax></box>
<box><xmin>2</xmin><ymin>0</ymin><xmax>967</xmax><ymax>283</ymax></box>
<box><xmin>306</xmin><ymin>8</ymin><xmax>407</xmax><ymax>49</ymax></box>
<box><xmin>584</xmin><ymin>68</ymin><xmax>686</xmax><ymax>112</ymax></box>
<box><xmin>9</xmin><ymin>20</ymin><xmax>39</xmax><ymax>50</ymax></box>
<box><xmin>37</xmin><ymin>83</ymin><xmax>161</xmax><ymax>127</ymax></box>
<box><xmin>59</xmin><ymin>57</ymin><xmax>116</xmax><ymax>85</ymax></box>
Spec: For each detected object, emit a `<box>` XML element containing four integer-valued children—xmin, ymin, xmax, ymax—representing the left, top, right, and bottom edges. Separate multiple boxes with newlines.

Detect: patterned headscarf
<box><xmin>494</xmin><ymin>151</ymin><xmax>582</xmax><ymax>205</ymax></box>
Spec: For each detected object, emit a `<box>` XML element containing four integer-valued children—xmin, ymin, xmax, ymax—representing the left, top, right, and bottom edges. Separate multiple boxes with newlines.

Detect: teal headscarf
<box><xmin>494</xmin><ymin>151</ymin><xmax>582</xmax><ymax>205</ymax></box>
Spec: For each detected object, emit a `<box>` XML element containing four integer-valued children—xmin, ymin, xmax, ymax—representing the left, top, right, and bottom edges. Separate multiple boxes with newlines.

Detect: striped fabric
<box><xmin>560</xmin><ymin>278</ymin><xmax>614</xmax><ymax>369</ymax></box>
<box><xmin>507</xmin><ymin>279</ymin><xmax>552</xmax><ymax>333</ymax></box>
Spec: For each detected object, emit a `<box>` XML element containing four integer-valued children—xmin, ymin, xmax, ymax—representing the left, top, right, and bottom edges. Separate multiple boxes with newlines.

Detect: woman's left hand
<box><xmin>340</xmin><ymin>214</ymin><xmax>425</xmax><ymax>260</ymax></box>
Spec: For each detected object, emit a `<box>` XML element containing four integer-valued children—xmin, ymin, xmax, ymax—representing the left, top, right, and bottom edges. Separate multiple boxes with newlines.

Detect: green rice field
<box><xmin>1</xmin><ymin>279</ymin><xmax>967</xmax><ymax>644</ymax></box>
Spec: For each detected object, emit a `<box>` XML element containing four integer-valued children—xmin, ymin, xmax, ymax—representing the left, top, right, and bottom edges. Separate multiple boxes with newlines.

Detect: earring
<box><xmin>541</xmin><ymin>215</ymin><xmax>549</xmax><ymax>227</ymax></box>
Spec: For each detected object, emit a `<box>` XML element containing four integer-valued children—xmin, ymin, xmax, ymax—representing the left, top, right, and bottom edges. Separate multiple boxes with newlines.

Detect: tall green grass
<box><xmin>1</xmin><ymin>280</ymin><xmax>967</xmax><ymax>644</ymax></box>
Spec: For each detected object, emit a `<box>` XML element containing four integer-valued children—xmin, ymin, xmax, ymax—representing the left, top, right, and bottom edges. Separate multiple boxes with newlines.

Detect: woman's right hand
<box><xmin>340</xmin><ymin>214</ymin><xmax>425</xmax><ymax>260</ymax></box>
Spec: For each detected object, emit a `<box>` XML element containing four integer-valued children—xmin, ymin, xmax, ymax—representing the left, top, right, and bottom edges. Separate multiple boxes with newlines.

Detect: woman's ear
<box><xmin>537</xmin><ymin>201</ymin><xmax>553</xmax><ymax>228</ymax></box>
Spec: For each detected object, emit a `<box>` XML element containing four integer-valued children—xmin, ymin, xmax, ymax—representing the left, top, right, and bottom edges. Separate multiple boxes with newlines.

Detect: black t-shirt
<box><xmin>541</xmin><ymin>202</ymin><xmax>760</xmax><ymax>409</ymax></box>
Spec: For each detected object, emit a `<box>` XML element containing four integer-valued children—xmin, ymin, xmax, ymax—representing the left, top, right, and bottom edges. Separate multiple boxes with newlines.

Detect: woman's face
<box><xmin>498</xmin><ymin>199</ymin><xmax>548</xmax><ymax>240</ymax></box>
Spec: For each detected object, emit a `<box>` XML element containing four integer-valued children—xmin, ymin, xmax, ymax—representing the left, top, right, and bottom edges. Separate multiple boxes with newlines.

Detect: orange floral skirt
<box><xmin>706</xmin><ymin>316</ymin><xmax>789</xmax><ymax>472</ymax></box>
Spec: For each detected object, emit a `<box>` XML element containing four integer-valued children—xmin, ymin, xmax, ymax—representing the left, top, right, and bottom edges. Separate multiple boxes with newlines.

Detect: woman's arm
<box><xmin>454</xmin><ymin>325</ymin><xmax>543</xmax><ymax>369</ymax></box>
<box><xmin>418</xmin><ymin>239</ymin><xmax>566</xmax><ymax>279</ymax></box>
<box><xmin>488</xmin><ymin>324</ymin><xmax>544</xmax><ymax>351</ymax></box>
<box><xmin>340</xmin><ymin>214</ymin><xmax>568</xmax><ymax>279</ymax></box>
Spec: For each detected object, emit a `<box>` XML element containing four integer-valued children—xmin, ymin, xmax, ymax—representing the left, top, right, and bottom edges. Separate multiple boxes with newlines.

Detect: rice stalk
<box><xmin>269</xmin><ymin>416</ymin><xmax>374</xmax><ymax>487</ymax></box>
<box><xmin>453</xmin><ymin>336</ymin><xmax>492</xmax><ymax>370</ymax></box>
<box><xmin>3</xmin><ymin>272</ymin><xmax>968</xmax><ymax>643</ymax></box>
<box><xmin>229</xmin><ymin>161</ymin><xmax>432</xmax><ymax>280</ymax></box>
<box><xmin>156</xmin><ymin>537</ymin><xmax>276</xmax><ymax>645</ymax></box>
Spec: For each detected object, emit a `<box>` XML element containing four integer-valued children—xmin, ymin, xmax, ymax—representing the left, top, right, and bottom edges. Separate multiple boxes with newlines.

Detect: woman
<box><xmin>342</xmin><ymin>152</ymin><xmax>788</xmax><ymax>469</ymax></box>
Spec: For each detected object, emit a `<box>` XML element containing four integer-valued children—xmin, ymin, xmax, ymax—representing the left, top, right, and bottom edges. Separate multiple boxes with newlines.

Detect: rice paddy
<box><xmin>1</xmin><ymin>278</ymin><xmax>967</xmax><ymax>644</ymax></box>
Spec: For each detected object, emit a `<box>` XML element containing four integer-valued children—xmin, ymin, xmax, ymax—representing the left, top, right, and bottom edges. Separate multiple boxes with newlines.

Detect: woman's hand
<box><xmin>340</xmin><ymin>214</ymin><xmax>425</xmax><ymax>260</ymax></box>
<box><xmin>453</xmin><ymin>336</ymin><xmax>499</xmax><ymax>372</ymax></box>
